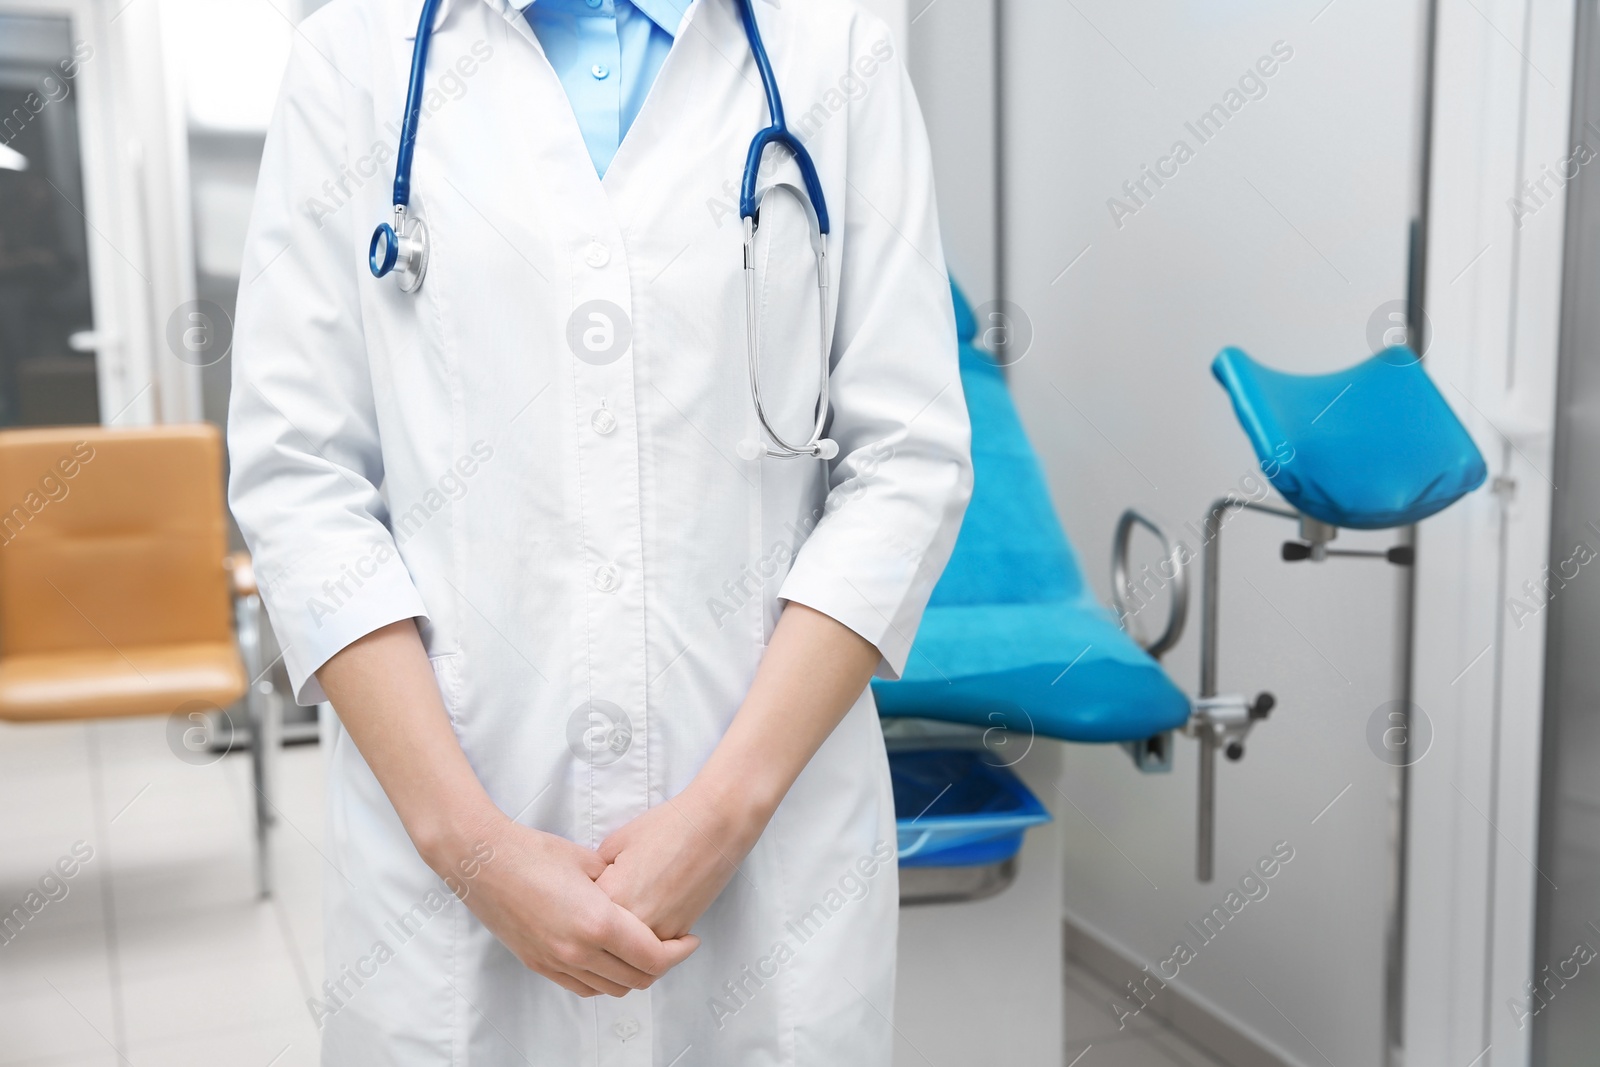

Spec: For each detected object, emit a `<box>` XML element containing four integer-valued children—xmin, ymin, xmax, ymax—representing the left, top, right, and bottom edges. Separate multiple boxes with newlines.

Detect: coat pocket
<box><xmin>428</xmin><ymin>652</ymin><xmax>465</xmax><ymax>728</ymax></box>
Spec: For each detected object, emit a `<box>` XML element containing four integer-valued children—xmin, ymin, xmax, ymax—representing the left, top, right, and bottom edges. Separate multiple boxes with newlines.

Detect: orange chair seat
<box><xmin>0</xmin><ymin>642</ymin><xmax>247</xmax><ymax>722</ymax></box>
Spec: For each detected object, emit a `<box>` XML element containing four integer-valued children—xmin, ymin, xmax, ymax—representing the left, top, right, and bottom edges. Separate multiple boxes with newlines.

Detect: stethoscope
<box><xmin>370</xmin><ymin>0</ymin><xmax>837</xmax><ymax>461</ymax></box>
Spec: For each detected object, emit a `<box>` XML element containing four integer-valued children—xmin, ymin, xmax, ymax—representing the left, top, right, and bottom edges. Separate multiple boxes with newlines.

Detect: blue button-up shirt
<box><xmin>522</xmin><ymin>0</ymin><xmax>684</xmax><ymax>177</ymax></box>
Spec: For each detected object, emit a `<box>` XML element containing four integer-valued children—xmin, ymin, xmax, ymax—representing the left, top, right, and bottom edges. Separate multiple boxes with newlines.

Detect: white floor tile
<box><xmin>0</xmin><ymin>722</ymin><xmax>93</xmax><ymax>781</ymax></box>
<box><xmin>0</xmin><ymin>916</ymin><xmax>113</xmax><ymax>998</ymax></box>
<box><xmin>119</xmin><ymin>948</ymin><xmax>312</xmax><ymax>1047</ymax></box>
<box><xmin>0</xmin><ymin>863</ymin><xmax>112</xmax><ymax>964</ymax></box>
<box><xmin>114</xmin><ymin>900</ymin><xmax>288</xmax><ymax>981</ymax></box>
<box><xmin>124</xmin><ymin>1019</ymin><xmax>320</xmax><ymax>1067</ymax></box>
<box><xmin>1067</xmin><ymin>1034</ymin><xmax>1181</xmax><ymax>1066</ymax></box>
<box><xmin>109</xmin><ymin>848</ymin><xmax>259</xmax><ymax>924</ymax></box>
<box><xmin>0</xmin><ymin>1053</ymin><xmax>119</xmax><ymax>1067</ymax></box>
<box><xmin>1063</xmin><ymin>961</ymin><xmax>1227</xmax><ymax>1067</ymax></box>
<box><xmin>1063</xmin><ymin>960</ymin><xmax>1159</xmax><ymax>1040</ymax></box>
<box><xmin>0</xmin><ymin>812</ymin><xmax>100</xmax><ymax>865</ymax></box>
<box><xmin>0</xmin><ymin>977</ymin><xmax>120</xmax><ymax>1066</ymax></box>
<box><xmin>1147</xmin><ymin>1028</ymin><xmax>1230</xmax><ymax>1067</ymax></box>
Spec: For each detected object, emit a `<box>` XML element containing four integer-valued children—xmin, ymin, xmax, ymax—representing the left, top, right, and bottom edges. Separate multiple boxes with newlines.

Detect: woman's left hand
<box><xmin>596</xmin><ymin>783</ymin><xmax>765</xmax><ymax>941</ymax></box>
<box><xmin>597</xmin><ymin>605</ymin><xmax>881</xmax><ymax>942</ymax></box>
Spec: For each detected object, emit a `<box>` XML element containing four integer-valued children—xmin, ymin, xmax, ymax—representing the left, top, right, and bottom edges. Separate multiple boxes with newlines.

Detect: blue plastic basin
<box><xmin>891</xmin><ymin>749</ymin><xmax>1051</xmax><ymax>868</ymax></box>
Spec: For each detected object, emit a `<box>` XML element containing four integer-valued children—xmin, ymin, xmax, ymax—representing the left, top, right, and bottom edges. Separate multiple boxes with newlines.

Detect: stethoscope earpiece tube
<box><xmin>393</xmin><ymin>0</ymin><xmax>446</xmax><ymax>210</ymax></box>
<box><xmin>742</xmin><ymin>211</ymin><xmax>835</xmax><ymax>462</ymax></box>
<box><xmin>736</xmin><ymin>0</ymin><xmax>835</xmax><ymax>462</ymax></box>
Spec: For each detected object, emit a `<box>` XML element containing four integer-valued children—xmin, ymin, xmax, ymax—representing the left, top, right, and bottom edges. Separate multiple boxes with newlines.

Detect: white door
<box><xmin>0</xmin><ymin>0</ymin><xmax>194</xmax><ymax>428</ymax></box>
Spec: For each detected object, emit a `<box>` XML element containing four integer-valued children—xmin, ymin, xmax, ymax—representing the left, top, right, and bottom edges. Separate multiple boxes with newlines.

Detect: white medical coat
<box><xmin>227</xmin><ymin>0</ymin><xmax>971</xmax><ymax>1062</ymax></box>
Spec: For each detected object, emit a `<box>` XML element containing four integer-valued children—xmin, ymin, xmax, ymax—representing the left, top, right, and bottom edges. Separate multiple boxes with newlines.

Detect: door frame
<box><xmin>1404</xmin><ymin>0</ymin><xmax>1575</xmax><ymax>1064</ymax></box>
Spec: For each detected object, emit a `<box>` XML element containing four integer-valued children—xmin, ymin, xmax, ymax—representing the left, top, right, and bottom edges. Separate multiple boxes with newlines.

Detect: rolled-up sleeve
<box><xmin>775</xmin><ymin>18</ymin><xmax>974</xmax><ymax>680</ymax></box>
<box><xmin>228</xmin><ymin>31</ymin><xmax>428</xmax><ymax>706</ymax></box>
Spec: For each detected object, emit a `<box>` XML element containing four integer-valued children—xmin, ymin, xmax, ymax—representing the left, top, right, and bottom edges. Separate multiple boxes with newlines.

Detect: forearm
<box><xmin>691</xmin><ymin>602</ymin><xmax>881</xmax><ymax>829</ymax></box>
<box><xmin>314</xmin><ymin>619</ymin><xmax>502</xmax><ymax>869</ymax></box>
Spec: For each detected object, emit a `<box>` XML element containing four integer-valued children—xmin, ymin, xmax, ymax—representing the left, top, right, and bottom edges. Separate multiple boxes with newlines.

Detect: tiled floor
<box><xmin>0</xmin><ymin>717</ymin><xmax>322</xmax><ymax>1067</ymax></box>
<box><xmin>1061</xmin><ymin>961</ymin><xmax>1229</xmax><ymax>1067</ymax></box>
<box><xmin>0</xmin><ymin>717</ymin><xmax>1227</xmax><ymax>1066</ymax></box>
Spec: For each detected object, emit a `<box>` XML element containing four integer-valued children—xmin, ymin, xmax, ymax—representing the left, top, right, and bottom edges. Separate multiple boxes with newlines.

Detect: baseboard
<box><xmin>1063</xmin><ymin>918</ymin><xmax>1297</xmax><ymax>1067</ymax></box>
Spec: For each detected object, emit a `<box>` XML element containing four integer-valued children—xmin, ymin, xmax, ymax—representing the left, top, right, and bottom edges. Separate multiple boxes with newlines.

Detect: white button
<box><xmin>591</xmin><ymin>63</ymin><xmax>610</xmax><ymax>80</ymax></box>
<box><xmin>594</xmin><ymin>565</ymin><xmax>619</xmax><ymax>593</ymax></box>
<box><xmin>591</xmin><ymin>408</ymin><xmax>617</xmax><ymax>435</ymax></box>
<box><xmin>585</xmin><ymin>242</ymin><xmax>610</xmax><ymax>268</ymax></box>
<box><xmin>612</xmin><ymin>1017</ymin><xmax>640</xmax><ymax>1041</ymax></box>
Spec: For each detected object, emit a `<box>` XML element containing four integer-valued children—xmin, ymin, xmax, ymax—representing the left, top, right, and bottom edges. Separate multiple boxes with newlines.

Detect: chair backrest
<box><xmin>874</xmin><ymin>282</ymin><xmax>1191</xmax><ymax>744</ymax></box>
<box><xmin>0</xmin><ymin>425</ymin><xmax>233</xmax><ymax>657</ymax></box>
<box><xmin>926</xmin><ymin>283</ymin><xmax>1091</xmax><ymax>608</ymax></box>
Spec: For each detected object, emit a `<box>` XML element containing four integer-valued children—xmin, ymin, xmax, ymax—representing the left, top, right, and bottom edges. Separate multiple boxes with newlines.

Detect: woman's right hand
<box><xmin>436</xmin><ymin>815</ymin><xmax>700</xmax><ymax>998</ymax></box>
<box><xmin>313</xmin><ymin>623</ymin><xmax>698</xmax><ymax>999</ymax></box>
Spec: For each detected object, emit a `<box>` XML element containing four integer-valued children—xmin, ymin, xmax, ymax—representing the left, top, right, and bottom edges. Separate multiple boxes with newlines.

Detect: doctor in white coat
<box><xmin>228</xmin><ymin>0</ymin><xmax>971</xmax><ymax>1061</ymax></box>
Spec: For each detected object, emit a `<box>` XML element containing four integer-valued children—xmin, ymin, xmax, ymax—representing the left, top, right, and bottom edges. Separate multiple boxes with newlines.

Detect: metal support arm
<box><xmin>1115</xmin><ymin>496</ymin><xmax>1409</xmax><ymax>881</ymax></box>
<box><xmin>1193</xmin><ymin>496</ymin><xmax>1294</xmax><ymax>881</ymax></box>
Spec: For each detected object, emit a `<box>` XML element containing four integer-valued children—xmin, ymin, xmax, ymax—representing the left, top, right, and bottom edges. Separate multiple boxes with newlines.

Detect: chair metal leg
<box><xmin>236</xmin><ymin>591</ymin><xmax>277</xmax><ymax>898</ymax></box>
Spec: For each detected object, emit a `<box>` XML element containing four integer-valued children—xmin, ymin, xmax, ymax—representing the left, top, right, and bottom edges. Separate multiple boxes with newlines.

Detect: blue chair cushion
<box><xmin>1212</xmin><ymin>346</ymin><xmax>1488</xmax><ymax>530</ymax></box>
<box><xmin>950</xmin><ymin>278</ymin><xmax>978</xmax><ymax>344</ymax></box>
<box><xmin>872</xmin><ymin>282</ymin><xmax>1191</xmax><ymax>744</ymax></box>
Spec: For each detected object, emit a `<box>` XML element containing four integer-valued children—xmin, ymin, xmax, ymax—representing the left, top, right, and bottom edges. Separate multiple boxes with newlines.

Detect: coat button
<box><xmin>594</xmin><ymin>565</ymin><xmax>619</xmax><ymax>593</ymax></box>
<box><xmin>613</xmin><ymin>1017</ymin><xmax>640</xmax><ymax>1041</ymax></box>
<box><xmin>591</xmin><ymin>408</ymin><xmax>617</xmax><ymax>435</ymax></box>
<box><xmin>591</xmin><ymin>63</ymin><xmax>610</xmax><ymax>80</ymax></box>
<box><xmin>585</xmin><ymin>241</ymin><xmax>610</xmax><ymax>268</ymax></box>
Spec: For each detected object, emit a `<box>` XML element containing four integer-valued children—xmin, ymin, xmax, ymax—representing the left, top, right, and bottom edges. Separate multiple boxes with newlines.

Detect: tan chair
<box><xmin>0</xmin><ymin>424</ymin><xmax>278</xmax><ymax>895</ymax></box>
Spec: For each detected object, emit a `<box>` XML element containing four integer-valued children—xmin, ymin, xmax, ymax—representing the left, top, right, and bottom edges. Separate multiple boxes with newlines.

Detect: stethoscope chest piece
<box><xmin>369</xmin><ymin>208</ymin><xmax>429</xmax><ymax>293</ymax></box>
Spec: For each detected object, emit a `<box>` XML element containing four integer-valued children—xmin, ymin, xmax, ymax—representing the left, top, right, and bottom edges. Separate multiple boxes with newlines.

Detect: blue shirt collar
<box><xmin>517</xmin><ymin>0</ymin><xmax>689</xmax><ymax>36</ymax></box>
<box><xmin>632</xmin><ymin>0</ymin><xmax>690</xmax><ymax>35</ymax></box>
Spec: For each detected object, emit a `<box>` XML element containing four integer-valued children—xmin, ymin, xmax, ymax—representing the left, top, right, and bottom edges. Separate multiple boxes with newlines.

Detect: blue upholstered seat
<box><xmin>1211</xmin><ymin>346</ymin><xmax>1487</xmax><ymax>530</ymax></box>
<box><xmin>871</xmin><ymin>285</ymin><xmax>1191</xmax><ymax>744</ymax></box>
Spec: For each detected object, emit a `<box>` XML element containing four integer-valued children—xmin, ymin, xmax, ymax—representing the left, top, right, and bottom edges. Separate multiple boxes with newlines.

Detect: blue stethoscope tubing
<box><xmin>368</xmin><ymin>0</ymin><xmax>444</xmax><ymax>291</ymax></box>
<box><xmin>371</xmin><ymin>0</ymin><xmax>836</xmax><ymax>460</ymax></box>
<box><xmin>732</xmin><ymin>0</ymin><xmax>836</xmax><ymax>460</ymax></box>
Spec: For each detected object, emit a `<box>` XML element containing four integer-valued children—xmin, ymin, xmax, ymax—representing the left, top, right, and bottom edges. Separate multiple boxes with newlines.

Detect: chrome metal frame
<box><xmin>391</xmin><ymin>208</ymin><xmax>429</xmax><ymax>294</ymax></box>
<box><xmin>899</xmin><ymin>857</ymin><xmax>1018</xmax><ymax>906</ymax></box>
<box><xmin>1188</xmin><ymin>495</ymin><xmax>1411</xmax><ymax>880</ymax></box>
<box><xmin>233</xmin><ymin>589</ymin><xmax>279</xmax><ymax>898</ymax></box>
<box><xmin>1190</xmin><ymin>495</ymin><xmax>1295</xmax><ymax>882</ymax></box>
<box><xmin>1112</xmin><ymin>509</ymin><xmax>1188</xmax><ymax>774</ymax></box>
<box><xmin>1111</xmin><ymin>508</ymin><xmax>1189</xmax><ymax>660</ymax></box>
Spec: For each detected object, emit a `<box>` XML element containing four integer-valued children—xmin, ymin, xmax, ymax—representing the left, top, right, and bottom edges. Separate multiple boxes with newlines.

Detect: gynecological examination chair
<box><xmin>873</xmin><ymin>285</ymin><xmax>1486</xmax><ymax>887</ymax></box>
<box><xmin>872</xmin><ymin>284</ymin><xmax>1191</xmax><ymax>901</ymax></box>
<box><xmin>873</xmin><ymin>282</ymin><xmax>1486</xmax><ymax>1065</ymax></box>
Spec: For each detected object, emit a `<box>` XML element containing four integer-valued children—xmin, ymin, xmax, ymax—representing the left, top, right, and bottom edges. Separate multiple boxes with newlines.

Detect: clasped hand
<box><xmin>447</xmin><ymin>783</ymin><xmax>760</xmax><ymax>999</ymax></box>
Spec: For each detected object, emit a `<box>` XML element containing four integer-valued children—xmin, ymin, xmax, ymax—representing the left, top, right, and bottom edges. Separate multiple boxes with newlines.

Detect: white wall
<box><xmin>994</xmin><ymin>1</ymin><xmax>1427</xmax><ymax>1062</ymax></box>
<box><xmin>906</xmin><ymin>0</ymin><xmax>996</xmax><ymax>302</ymax></box>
